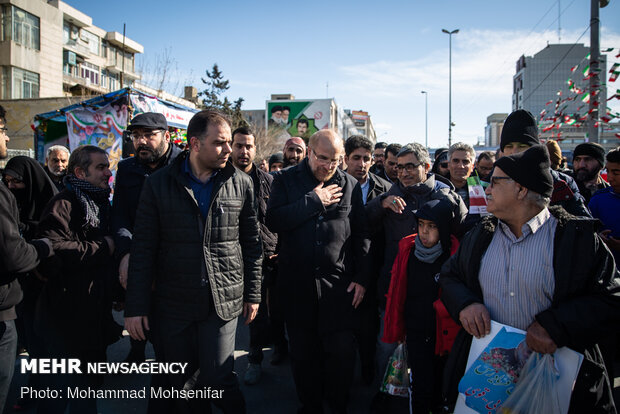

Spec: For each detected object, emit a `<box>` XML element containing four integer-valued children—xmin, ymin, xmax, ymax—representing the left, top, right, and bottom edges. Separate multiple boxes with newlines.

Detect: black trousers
<box><xmin>287</xmin><ymin>323</ymin><xmax>356</xmax><ymax>414</ymax></box>
<box><xmin>151</xmin><ymin>311</ymin><xmax>245</xmax><ymax>414</ymax></box>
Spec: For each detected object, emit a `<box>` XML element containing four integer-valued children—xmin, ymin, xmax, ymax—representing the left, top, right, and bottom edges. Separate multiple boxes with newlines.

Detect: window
<box><xmin>80</xmin><ymin>62</ymin><xmax>99</xmax><ymax>85</ymax></box>
<box><xmin>80</xmin><ymin>30</ymin><xmax>99</xmax><ymax>56</ymax></box>
<box><xmin>11</xmin><ymin>6</ymin><xmax>40</xmax><ymax>50</ymax></box>
<box><xmin>101</xmin><ymin>70</ymin><xmax>118</xmax><ymax>90</ymax></box>
<box><xmin>12</xmin><ymin>67</ymin><xmax>39</xmax><ymax>98</ymax></box>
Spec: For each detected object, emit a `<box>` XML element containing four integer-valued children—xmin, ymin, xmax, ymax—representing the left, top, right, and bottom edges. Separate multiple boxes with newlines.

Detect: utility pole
<box><xmin>120</xmin><ymin>23</ymin><xmax>126</xmax><ymax>89</ymax></box>
<box><xmin>588</xmin><ymin>0</ymin><xmax>600</xmax><ymax>143</ymax></box>
<box><xmin>442</xmin><ymin>29</ymin><xmax>459</xmax><ymax>147</ymax></box>
<box><xmin>421</xmin><ymin>91</ymin><xmax>428</xmax><ymax>148</ymax></box>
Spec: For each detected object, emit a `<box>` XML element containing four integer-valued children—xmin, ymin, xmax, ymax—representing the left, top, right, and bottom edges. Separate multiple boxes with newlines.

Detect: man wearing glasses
<box><xmin>111</xmin><ymin>113</ymin><xmax>182</xmax><ymax>367</ymax></box>
<box><xmin>440</xmin><ymin>145</ymin><xmax>620</xmax><ymax>413</ymax></box>
<box><xmin>266</xmin><ymin>130</ymin><xmax>371</xmax><ymax>413</ymax></box>
<box><xmin>366</xmin><ymin>142</ymin><xmax>467</xmax><ymax>410</ymax></box>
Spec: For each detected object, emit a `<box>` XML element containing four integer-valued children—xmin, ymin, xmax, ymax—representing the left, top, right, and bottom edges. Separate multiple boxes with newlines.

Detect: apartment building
<box><xmin>0</xmin><ymin>0</ymin><xmax>143</xmax><ymax>100</ymax></box>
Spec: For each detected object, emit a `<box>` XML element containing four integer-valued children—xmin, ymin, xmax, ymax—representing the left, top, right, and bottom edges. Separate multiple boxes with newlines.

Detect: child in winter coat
<box><xmin>383</xmin><ymin>198</ymin><xmax>460</xmax><ymax>414</ymax></box>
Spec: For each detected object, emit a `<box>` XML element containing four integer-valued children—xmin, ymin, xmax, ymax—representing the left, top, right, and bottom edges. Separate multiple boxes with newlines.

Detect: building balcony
<box><xmin>105</xmin><ymin>61</ymin><xmax>140</xmax><ymax>80</ymax></box>
<box><xmin>62</xmin><ymin>72</ymin><xmax>109</xmax><ymax>94</ymax></box>
<box><xmin>63</xmin><ymin>41</ymin><xmax>91</xmax><ymax>58</ymax></box>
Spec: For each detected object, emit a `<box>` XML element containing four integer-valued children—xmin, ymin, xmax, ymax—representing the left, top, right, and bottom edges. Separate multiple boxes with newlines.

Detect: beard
<box><xmin>49</xmin><ymin>167</ymin><xmax>65</xmax><ymax>177</ymax></box>
<box><xmin>136</xmin><ymin>141</ymin><xmax>167</xmax><ymax>164</ymax></box>
<box><xmin>575</xmin><ymin>167</ymin><xmax>598</xmax><ymax>182</ymax></box>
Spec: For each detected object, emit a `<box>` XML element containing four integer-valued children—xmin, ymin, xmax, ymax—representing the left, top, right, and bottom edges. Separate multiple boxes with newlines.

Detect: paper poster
<box><xmin>454</xmin><ymin>321</ymin><xmax>583</xmax><ymax>414</ymax></box>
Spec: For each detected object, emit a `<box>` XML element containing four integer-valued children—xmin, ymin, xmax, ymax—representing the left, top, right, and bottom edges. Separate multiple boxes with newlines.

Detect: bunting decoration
<box><xmin>536</xmin><ymin>47</ymin><xmax>619</xmax><ymax>136</ymax></box>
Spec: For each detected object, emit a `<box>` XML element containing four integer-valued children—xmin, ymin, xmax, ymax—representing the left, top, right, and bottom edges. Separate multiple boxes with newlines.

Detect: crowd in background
<box><xmin>1</xmin><ymin>104</ymin><xmax>619</xmax><ymax>414</ymax></box>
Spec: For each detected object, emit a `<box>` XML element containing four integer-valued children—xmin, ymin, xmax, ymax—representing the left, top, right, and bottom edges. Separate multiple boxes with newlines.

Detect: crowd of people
<box><xmin>0</xmin><ymin>103</ymin><xmax>619</xmax><ymax>414</ymax></box>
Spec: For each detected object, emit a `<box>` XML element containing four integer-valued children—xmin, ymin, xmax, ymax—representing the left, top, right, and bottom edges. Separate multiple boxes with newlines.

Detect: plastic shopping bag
<box><xmin>380</xmin><ymin>343</ymin><xmax>409</xmax><ymax>397</ymax></box>
<box><xmin>499</xmin><ymin>353</ymin><xmax>561</xmax><ymax>414</ymax></box>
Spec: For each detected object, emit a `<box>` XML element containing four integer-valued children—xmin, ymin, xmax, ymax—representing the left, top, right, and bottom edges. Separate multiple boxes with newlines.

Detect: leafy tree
<box><xmin>199</xmin><ymin>64</ymin><xmax>247</xmax><ymax>128</ymax></box>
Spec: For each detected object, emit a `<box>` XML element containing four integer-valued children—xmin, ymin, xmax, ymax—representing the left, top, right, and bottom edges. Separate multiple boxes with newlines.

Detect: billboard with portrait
<box><xmin>266</xmin><ymin>99</ymin><xmax>334</xmax><ymax>146</ymax></box>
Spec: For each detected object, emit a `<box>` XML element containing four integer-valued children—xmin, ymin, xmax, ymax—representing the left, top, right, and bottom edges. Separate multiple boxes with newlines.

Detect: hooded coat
<box><xmin>3</xmin><ymin>156</ymin><xmax>58</xmax><ymax>240</ymax></box>
<box><xmin>366</xmin><ymin>172</ymin><xmax>467</xmax><ymax>308</ymax></box>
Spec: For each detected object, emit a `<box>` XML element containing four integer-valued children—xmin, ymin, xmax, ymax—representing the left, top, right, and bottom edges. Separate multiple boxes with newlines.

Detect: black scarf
<box><xmin>64</xmin><ymin>174</ymin><xmax>111</xmax><ymax>229</ymax></box>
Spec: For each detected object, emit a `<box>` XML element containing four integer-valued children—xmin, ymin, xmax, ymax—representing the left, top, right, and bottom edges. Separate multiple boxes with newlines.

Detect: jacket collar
<box><xmin>172</xmin><ymin>151</ymin><xmax>236</xmax><ymax>188</ymax></box>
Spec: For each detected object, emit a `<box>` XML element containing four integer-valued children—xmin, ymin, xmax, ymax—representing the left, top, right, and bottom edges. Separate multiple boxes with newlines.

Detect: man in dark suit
<box><xmin>343</xmin><ymin>135</ymin><xmax>391</xmax><ymax>384</ymax></box>
<box><xmin>266</xmin><ymin>130</ymin><xmax>371</xmax><ymax>413</ymax></box>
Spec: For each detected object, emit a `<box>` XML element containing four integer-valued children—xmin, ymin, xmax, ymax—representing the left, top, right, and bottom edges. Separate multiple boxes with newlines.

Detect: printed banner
<box><xmin>130</xmin><ymin>94</ymin><xmax>197</xmax><ymax>129</ymax></box>
<box><xmin>266</xmin><ymin>100</ymin><xmax>332</xmax><ymax>146</ymax></box>
<box><xmin>66</xmin><ymin>101</ymin><xmax>127</xmax><ymax>176</ymax></box>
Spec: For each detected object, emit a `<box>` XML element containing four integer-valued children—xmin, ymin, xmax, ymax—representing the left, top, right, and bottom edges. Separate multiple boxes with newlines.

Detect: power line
<box><xmin>521</xmin><ymin>24</ymin><xmax>590</xmax><ymax>104</ymax></box>
<box><xmin>451</xmin><ymin>0</ymin><xmax>578</xmax><ymax>117</ymax></box>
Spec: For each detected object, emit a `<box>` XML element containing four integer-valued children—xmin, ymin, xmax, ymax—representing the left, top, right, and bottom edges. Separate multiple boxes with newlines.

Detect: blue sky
<box><xmin>66</xmin><ymin>0</ymin><xmax>620</xmax><ymax>148</ymax></box>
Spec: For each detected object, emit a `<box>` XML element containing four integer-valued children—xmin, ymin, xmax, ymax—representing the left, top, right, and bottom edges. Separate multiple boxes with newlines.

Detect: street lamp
<box><xmin>421</xmin><ymin>91</ymin><xmax>428</xmax><ymax>148</ymax></box>
<box><xmin>442</xmin><ymin>28</ymin><xmax>459</xmax><ymax>147</ymax></box>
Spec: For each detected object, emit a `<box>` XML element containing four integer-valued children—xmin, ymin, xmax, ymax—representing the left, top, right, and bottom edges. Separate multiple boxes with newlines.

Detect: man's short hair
<box><xmin>297</xmin><ymin>119</ymin><xmax>309</xmax><ymax>127</ymax></box>
<box><xmin>607</xmin><ymin>147</ymin><xmax>620</xmax><ymax>164</ymax></box>
<box><xmin>385</xmin><ymin>143</ymin><xmax>403</xmax><ymax>157</ymax></box>
<box><xmin>67</xmin><ymin>145</ymin><xmax>107</xmax><ymax>175</ymax></box>
<box><xmin>0</xmin><ymin>104</ymin><xmax>5</xmax><ymax>123</ymax></box>
<box><xmin>374</xmin><ymin>142</ymin><xmax>388</xmax><ymax>150</ymax></box>
<box><xmin>448</xmin><ymin>142</ymin><xmax>476</xmax><ymax>161</ymax></box>
<box><xmin>397</xmin><ymin>143</ymin><xmax>430</xmax><ymax>166</ymax></box>
<box><xmin>477</xmin><ymin>151</ymin><xmax>496</xmax><ymax>163</ymax></box>
<box><xmin>46</xmin><ymin>145</ymin><xmax>70</xmax><ymax>159</ymax></box>
<box><xmin>344</xmin><ymin>135</ymin><xmax>372</xmax><ymax>156</ymax></box>
<box><xmin>231</xmin><ymin>126</ymin><xmax>254</xmax><ymax>143</ymax></box>
<box><xmin>187</xmin><ymin>110</ymin><xmax>231</xmax><ymax>141</ymax></box>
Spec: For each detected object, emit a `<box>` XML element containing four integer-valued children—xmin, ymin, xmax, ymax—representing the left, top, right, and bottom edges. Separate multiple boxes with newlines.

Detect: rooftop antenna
<box><xmin>558</xmin><ymin>0</ymin><xmax>562</xmax><ymax>43</ymax></box>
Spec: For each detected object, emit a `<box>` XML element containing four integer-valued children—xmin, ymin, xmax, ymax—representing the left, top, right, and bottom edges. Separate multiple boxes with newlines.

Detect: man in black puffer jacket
<box><xmin>125</xmin><ymin>110</ymin><xmax>262</xmax><ymax>413</ymax></box>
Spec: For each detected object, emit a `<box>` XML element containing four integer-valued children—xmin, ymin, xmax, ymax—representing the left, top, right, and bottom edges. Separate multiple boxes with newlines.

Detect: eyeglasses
<box><xmin>488</xmin><ymin>176</ymin><xmax>513</xmax><ymax>188</ymax></box>
<box><xmin>130</xmin><ymin>130</ymin><xmax>163</xmax><ymax>141</ymax></box>
<box><xmin>311</xmin><ymin>151</ymin><xmax>341</xmax><ymax>168</ymax></box>
<box><xmin>439</xmin><ymin>163</ymin><xmax>448</xmax><ymax>168</ymax></box>
<box><xmin>396</xmin><ymin>162</ymin><xmax>422</xmax><ymax>173</ymax></box>
<box><xmin>0</xmin><ymin>127</ymin><xmax>8</xmax><ymax>135</ymax></box>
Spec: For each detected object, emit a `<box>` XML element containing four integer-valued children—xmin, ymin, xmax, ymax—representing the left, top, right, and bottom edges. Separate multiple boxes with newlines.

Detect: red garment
<box><xmin>382</xmin><ymin>234</ymin><xmax>459</xmax><ymax>345</ymax></box>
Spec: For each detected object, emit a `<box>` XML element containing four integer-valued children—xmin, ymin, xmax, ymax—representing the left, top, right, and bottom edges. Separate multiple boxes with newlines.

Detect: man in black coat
<box><xmin>266</xmin><ymin>130</ymin><xmax>371</xmax><ymax>413</ymax></box>
<box><xmin>230</xmin><ymin>126</ymin><xmax>283</xmax><ymax>385</ymax></box>
<box><xmin>344</xmin><ymin>135</ymin><xmax>391</xmax><ymax>385</ymax></box>
<box><xmin>37</xmin><ymin>145</ymin><xmax>118</xmax><ymax>414</ymax></box>
<box><xmin>124</xmin><ymin>110</ymin><xmax>262</xmax><ymax>413</ymax></box>
<box><xmin>440</xmin><ymin>145</ymin><xmax>620</xmax><ymax>413</ymax></box>
<box><xmin>111</xmin><ymin>112</ymin><xmax>181</xmax><ymax>363</ymax></box>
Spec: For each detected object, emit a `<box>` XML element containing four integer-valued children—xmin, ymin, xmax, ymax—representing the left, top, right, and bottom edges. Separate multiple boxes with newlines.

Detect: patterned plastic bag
<box><xmin>380</xmin><ymin>343</ymin><xmax>409</xmax><ymax>397</ymax></box>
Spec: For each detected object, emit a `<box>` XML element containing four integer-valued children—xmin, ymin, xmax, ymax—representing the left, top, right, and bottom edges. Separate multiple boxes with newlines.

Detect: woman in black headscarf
<box><xmin>3</xmin><ymin>155</ymin><xmax>58</xmax><ymax>240</ymax></box>
<box><xmin>2</xmin><ymin>156</ymin><xmax>58</xmax><ymax>410</ymax></box>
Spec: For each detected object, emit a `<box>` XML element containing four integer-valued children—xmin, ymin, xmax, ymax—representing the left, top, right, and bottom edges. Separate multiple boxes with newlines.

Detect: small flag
<box><xmin>570</xmin><ymin>65</ymin><xmax>578</xmax><ymax>72</ymax></box>
<box><xmin>602</xmin><ymin>47</ymin><xmax>614</xmax><ymax>52</ymax></box>
<box><xmin>610</xmin><ymin>71</ymin><xmax>619</xmax><ymax>82</ymax></box>
<box><xmin>582</xmin><ymin>93</ymin><xmax>590</xmax><ymax>103</ymax></box>
<box><xmin>583</xmin><ymin>65</ymin><xmax>590</xmax><ymax>76</ymax></box>
<box><xmin>610</xmin><ymin>63</ymin><xmax>620</xmax><ymax>73</ymax></box>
